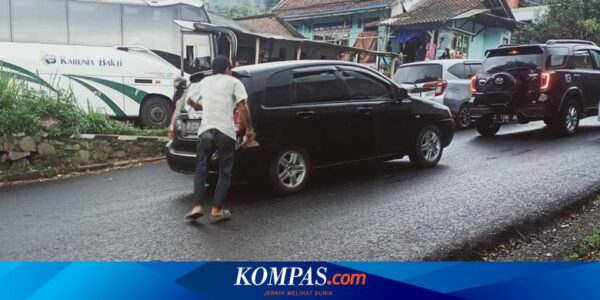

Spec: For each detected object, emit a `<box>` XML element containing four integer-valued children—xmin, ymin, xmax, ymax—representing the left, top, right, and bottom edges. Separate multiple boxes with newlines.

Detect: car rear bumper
<box><xmin>470</xmin><ymin>104</ymin><xmax>551</xmax><ymax>121</ymax></box>
<box><xmin>166</xmin><ymin>140</ymin><xmax>266</xmax><ymax>178</ymax></box>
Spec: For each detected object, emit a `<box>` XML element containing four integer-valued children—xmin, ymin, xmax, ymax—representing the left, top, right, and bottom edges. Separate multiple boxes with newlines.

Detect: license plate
<box><xmin>184</xmin><ymin>120</ymin><xmax>201</xmax><ymax>134</ymax></box>
<box><xmin>494</xmin><ymin>114</ymin><xmax>518</xmax><ymax>123</ymax></box>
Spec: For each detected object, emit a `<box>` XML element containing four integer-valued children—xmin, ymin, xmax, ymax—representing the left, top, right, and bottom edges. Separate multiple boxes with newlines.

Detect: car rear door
<box><xmin>572</xmin><ymin>50</ymin><xmax>598</xmax><ymax>109</ymax></box>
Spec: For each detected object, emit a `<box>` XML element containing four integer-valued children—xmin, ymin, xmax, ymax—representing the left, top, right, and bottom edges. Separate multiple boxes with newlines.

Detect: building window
<box><xmin>68</xmin><ymin>1</ymin><xmax>122</xmax><ymax>46</ymax></box>
<box><xmin>313</xmin><ymin>22</ymin><xmax>350</xmax><ymax>46</ymax></box>
<box><xmin>12</xmin><ymin>0</ymin><xmax>68</xmax><ymax>44</ymax></box>
<box><xmin>452</xmin><ymin>32</ymin><xmax>470</xmax><ymax>57</ymax></box>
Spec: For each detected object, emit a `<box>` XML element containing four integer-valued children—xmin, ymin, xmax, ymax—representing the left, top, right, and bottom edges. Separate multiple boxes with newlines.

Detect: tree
<box><xmin>527</xmin><ymin>0</ymin><xmax>600</xmax><ymax>44</ymax></box>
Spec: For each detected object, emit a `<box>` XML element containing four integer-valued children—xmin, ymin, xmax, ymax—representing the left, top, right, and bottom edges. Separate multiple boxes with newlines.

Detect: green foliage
<box><xmin>565</xmin><ymin>229</ymin><xmax>600</xmax><ymax>261</ymax></box>
<box><xmin>214</xmin><ymin>0</ymin><xmax>265</xmax><ymax>18</ymax></box>
<box><xmin>527</xmin><ymin>0</ymin><xmax>600</xmax><ymax>44</ymax></box>
<box><xmin>0</xmin><ymin>73</ymin><xmax>166</xmax><ymax>137</ymax></box>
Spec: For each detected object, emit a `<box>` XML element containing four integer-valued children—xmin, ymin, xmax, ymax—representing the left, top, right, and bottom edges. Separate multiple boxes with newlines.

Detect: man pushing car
<box><xmin>185</xmin><ymin>56</ymin><xmax>255</xmax><ymax>223</ymax></box>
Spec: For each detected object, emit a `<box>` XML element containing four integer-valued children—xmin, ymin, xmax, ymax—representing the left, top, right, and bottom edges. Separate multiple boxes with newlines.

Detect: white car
<box><xmin>393</xmin><ymin>59</ymin><xmax>482</xmax><ymax>129</ymax></box>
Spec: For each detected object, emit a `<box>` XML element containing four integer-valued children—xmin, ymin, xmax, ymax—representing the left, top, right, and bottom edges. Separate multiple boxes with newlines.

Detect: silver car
<box><xmin>393</xmin><ymin>59</ymin><xmax>482</xmax><ymax>129</ymax></box>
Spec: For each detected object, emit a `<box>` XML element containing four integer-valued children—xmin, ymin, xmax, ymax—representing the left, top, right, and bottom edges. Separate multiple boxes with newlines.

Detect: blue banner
<box><xmin>1</xmin><ymin>262</ymin><xmax>600</xmax><ymax>299</ymax></box>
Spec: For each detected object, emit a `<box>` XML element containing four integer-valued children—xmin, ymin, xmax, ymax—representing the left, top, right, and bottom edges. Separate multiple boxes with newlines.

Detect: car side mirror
<box><xmin>396</xmin><ymin>87</ymin><xmax>409</xmax><ymax>101</ymax></box>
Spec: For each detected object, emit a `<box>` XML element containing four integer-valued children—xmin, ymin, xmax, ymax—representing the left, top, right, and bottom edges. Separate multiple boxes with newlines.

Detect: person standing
<box><xmin>185</xmin><ymin>56</ymin><xmax>255</xmax><ymax>222</ymax></box>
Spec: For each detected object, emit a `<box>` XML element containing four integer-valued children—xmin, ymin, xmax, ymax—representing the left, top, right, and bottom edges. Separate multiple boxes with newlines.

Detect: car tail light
<box><xmin>423</xmin><ymin>80</ymin><xmax>448</xmax><ymax>96</ymax></box>
<box><xmin>540</xmin><ymin>71</ymin><xmax>553</xmax><ymax>92</ymax></box>
<box><xmin>470</xmin><ymin>76</ymin><xmax>478</xmax><ymax>93</ymax></box>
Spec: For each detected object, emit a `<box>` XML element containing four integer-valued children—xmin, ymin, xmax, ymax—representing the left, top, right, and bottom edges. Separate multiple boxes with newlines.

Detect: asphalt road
<box><xmin>1</xmin><ymin>119</ymin><xmax>600</xmax><ymax>261</ymax></box>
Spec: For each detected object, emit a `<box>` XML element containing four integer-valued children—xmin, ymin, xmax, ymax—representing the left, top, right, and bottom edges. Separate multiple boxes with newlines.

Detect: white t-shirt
<box><xmin>188</xmin><ymin>74</ymin><xmax>248</xmax><ymax>140</ymax></box>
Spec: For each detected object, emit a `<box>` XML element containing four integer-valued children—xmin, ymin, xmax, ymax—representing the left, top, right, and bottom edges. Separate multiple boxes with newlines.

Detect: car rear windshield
<box><xmin>393</xmin><ymin>64</ymin><xmax>442</xmax><ymax>84</ymax></box>
<box><xmin>480</xmin><ymin>47</ymin><xmax>544</xmax><ymax>74</ymax></box>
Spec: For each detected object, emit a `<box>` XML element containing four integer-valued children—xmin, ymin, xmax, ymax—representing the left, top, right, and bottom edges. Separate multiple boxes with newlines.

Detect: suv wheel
<box><xmin>551</xmin><ymin>99</ymin><xmax>580</xmax><ymax>136</ymax></box>
<box><xmin>476</xmin><ymin>115</ymin><xmax>501</xmax><ymax>137</ymax></box>
<box><xmin>456</xmin><ymin>105</ymin><xmax>471</xmax><ymax>129</ymax></box>
<box><xmin>269</xmin><ymin>148</ymin><xmax>310</xmax><ymax>194</ymax></box>
<box><xmin>409</xmin><ymin>125</ymin><xmax>443</xmax><ymax>169</ymax></box>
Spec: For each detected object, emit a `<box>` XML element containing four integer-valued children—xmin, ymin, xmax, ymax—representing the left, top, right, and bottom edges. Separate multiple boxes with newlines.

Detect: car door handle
<box><xmin>296</xmin><ymin>111</ymin><xmax>315</xmax><ymax>119</ymax></box>
<box><xmin>357</xmin><ymin>106</ymin><xmax>374</xmax><ymax>114</ymax></box>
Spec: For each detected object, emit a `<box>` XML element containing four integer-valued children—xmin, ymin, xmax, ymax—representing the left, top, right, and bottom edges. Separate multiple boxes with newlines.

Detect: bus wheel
<box><xmin>140</xmin><ymin>97</ymin><xmax>173</xmax><ymax>128</ymax></box>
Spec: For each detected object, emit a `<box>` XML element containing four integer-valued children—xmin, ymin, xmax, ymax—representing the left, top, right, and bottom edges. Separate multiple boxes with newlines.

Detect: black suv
<box><xmin>470</xmin><ymin>40</ymin><xmax>600</xmax><ymax>136</ymax></box>
<box><xmin>167</xmin><ymin>61</ymin><xmax>455</xmax><ymax>194</ymax></box>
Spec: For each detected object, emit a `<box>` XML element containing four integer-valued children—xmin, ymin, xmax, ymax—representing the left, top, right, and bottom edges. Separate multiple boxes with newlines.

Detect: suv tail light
<box><xmin>470</xmin><ymin>76</ymin><xmax>478</xmax><ymax>93</ymax></box>
<box><xmin>540</xmin><ymin>71</ymin><xmax>553</xmax><ymax>92</ymax></box>
<box><xmin>423</xmin><ymin>80</ymin><xmax>448</xmax><ymax>96</ymax></box>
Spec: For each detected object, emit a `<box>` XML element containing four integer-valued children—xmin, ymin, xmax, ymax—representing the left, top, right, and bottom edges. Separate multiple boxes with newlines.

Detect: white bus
<box><xmin>0</xmin><ymin>0</ymin><xmax>217</xmax><ymax>127</ymax></box>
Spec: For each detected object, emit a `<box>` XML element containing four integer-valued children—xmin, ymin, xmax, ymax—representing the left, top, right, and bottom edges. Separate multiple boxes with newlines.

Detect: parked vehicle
<box><xmin>392</xmin><ymin>59</ymin><xmax>482</xmax><ymax>129</ymax></box>
<box><xmin>0</xmin><ymin>0</ymin><xmax>213</xmax><ymax>128</ymax></box>
<box><xmin>167</xmin><ymin>61</ymin><xmax>455</xmax><ymax>194</ymax></box>
<box><xmin>471</xmin><ymin>40</ymin><xmax>600</xmax><ymax>137</ymax></box>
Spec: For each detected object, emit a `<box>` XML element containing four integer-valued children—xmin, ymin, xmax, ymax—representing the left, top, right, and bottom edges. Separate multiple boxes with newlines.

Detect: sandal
<box><xmin>185</xmin><ymin>208</ymin><xmax>204</xmax><ymax>221</ymax></box>
<box><xmin>210</xmin><ymin>210</ymin><xmax>232</xmax><ymax>224</ymax></box>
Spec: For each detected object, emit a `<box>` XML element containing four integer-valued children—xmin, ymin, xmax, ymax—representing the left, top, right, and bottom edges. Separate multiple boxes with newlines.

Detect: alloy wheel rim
<box><xmin>277</xmin><ymin>151</ymin><xmax>307</xmax><ymax>189</ymax></box>
<box><xmin>459</xmin><ymin>107</ymin><xmax>470</xmax><ymax>128</ymax></box>
<box><xmin>421</xmin><ymin>130</ymin><xmax>441</xmax><ymax>162</ymax></box>
<box><xmin>565</xmin><ymin>106</ymin><xmax>578</xmax><ymax>133</ymax></box>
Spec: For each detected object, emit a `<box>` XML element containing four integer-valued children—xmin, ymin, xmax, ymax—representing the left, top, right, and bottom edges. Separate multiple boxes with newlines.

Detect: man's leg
<box><xmin>211</xmin><ymin>132</ymin><xmax>236</xmax><ymax>216</ymax></box>
<box><xmin>187</xmin><ymin>130</ymin><xmax>215</xmax><ymax>219</ymax></box>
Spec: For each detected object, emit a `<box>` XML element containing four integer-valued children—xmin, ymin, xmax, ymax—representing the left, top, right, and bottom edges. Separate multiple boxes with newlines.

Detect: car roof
<box><xmin>233</xmin><ymin>60</ymin><xmax>380</xmax><ymax>76</ymax></box>
<box><xmin>399</xmin><ymin>59</ymin><xmax>482</xmax><ymax>67</ymax></box>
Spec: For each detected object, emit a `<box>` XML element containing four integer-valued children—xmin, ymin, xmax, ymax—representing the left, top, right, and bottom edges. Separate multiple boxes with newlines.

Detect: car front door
<box><xmin>338</xmin><ymin>67</ymin><xmax>399</xmax><ymax>157</ymax></box>
<box><xmin>287</xmin><ymin>66</ymin><xmax>359</xmax><ymax>165</ymax></box>
<box><xmin>572</xmin><ymin>50</ymin><xmax>598</xmax><ymax>109</ymax></box>
<box><xmin>587</xmin><ymin>49</ymin><xmax>600</xmax><ymax>112</ymax></box>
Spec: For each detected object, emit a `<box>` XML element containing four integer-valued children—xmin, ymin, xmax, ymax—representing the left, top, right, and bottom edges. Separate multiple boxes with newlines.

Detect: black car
<box><xmin>470</xmin><ymin>40</ymin><xmax>600</xmax><ymax>137</ymax></box>
<box><xmin>167</xmin><ymin>61</ymin><xmax>455</xmax><ymax>194</ymax></box>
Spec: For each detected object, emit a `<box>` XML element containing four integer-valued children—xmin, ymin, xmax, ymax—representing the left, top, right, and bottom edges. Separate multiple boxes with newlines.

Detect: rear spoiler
<box><xmin>485</xmin><ymin>45</ymin><xmax>544</xmax><ymax>57</ymax></box>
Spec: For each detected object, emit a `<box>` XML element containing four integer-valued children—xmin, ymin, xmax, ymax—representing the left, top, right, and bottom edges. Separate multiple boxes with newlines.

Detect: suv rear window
<box><xmin>481</xmin><ymin>47</ymin><xmax>543</xmax><ymax>74</ymax></box>
<box><xmin>393</xmin><ymin>64</ymin><xmax>442</xmax><ymax>84</ymax></box>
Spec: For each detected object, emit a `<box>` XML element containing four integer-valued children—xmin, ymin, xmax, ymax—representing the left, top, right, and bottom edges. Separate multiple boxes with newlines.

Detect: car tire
<box><xmin>140</xmin><ymin>96</ymin><xmax>173</xmax><ymax>128</ymax></box>
<box><xmin>409</xmin><ymin>125</ymin><xmax>443</xmax><ymax>169</ymax></box>
<box><xmin>551</xmin><ymin>99</ymin><xmax>580</xmax><ymax>137</ymax></box>
<box><xmin>268</xmin><ymin>147</ymin><xmax>311</xmax><ymax>195</ymax></box>
<box><xmin>456</xmin><ymin>105</ymin><xmax>471</xmax><ymax>130</ymax></box>
<box><xmin>476</xmin><ymin>116</ymin><xmax>501</xmax><ymax>137</ymax></box>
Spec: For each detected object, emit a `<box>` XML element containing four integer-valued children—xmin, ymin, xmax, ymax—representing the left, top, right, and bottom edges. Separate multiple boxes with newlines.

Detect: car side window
<box><xmin>589</xmin><ymin>50</ymin><xmax>600</xmax><ymax>70</ymax></box>
<box><xmin>572</xmin><ymin>50</ymin><xmax>595</xmax><ymax>70</ymax></box>
<box><xmin>448</xmin><ymin>63</ymin><xmax>467</xmax><ymax>79</ymax></box>
<box><xmin>547</xmin><ymin>48</ymin><xmax>569</xmax><ymax>69</ymax></box>
<box><xmin>339</xmin><ymin>69</ymin><xmax>393</xmax><ymax>100</ymax></box>
<box><xmin>265</xmin><ymin>70</ymin><xmax>293</xmax><ymax>108</ymax></box>
<box><xmin>292</xmin><ymin>70</ymin><xmax>347</xmax><ymax>104</ymax></box>
<box><xmin>467</xmin><ymin>64</ymin><xmax>481</xmax><ymax>77</ymax></box>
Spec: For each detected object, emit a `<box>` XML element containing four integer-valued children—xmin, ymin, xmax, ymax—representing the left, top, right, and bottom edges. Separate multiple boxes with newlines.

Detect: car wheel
<box><xmin>140</xmin><ymin>97</ymin><xmax>173</xmax><ymax>128</ymax></box>
<box><xmin>551</xmin><ymin>99</ymin><xmax>580</xmax><ymax>137</ymax></box>
<box><xmin>476</xmin><ymin>115</ymin><xmax>501</xmax><ymax>137</ymax></box>
<box><xmin>268</xmin><ymin>148</ymin><xmax>310</xmax><ymax>195</ymax></box>
<box><xmin>409</xmin><ymin>125</ymin><xmax>443</xmax><ymax>169</ymax></box>
<box><xmin>456</xmin><ymin>105</ymin><xmax>471</xmax><ymax>130</ymax></box>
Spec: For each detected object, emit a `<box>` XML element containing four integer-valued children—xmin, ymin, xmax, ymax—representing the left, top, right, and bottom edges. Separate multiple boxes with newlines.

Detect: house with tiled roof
<box><xmin>379</xmin><ymin>0</ymin><xmax>519</xmax><ymax>61</ymax></box>
<box><xmin>272</xmin><ymin>0</ymin><xmax>394</xmax><ymax>52</ymax></box>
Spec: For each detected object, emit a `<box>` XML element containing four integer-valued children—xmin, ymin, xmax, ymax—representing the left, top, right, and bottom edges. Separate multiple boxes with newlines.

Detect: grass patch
<box><xmin>565</xmin><ymin>196</ymin><xmax>600</xmax><ymax>261</ymax></box>
<box><xmin>0</xmin><ymin>71</ymin><xmax>166</xmax><ymax>137</ymax></box>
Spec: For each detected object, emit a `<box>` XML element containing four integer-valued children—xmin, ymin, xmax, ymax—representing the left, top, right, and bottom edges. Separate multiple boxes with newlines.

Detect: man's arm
<box><xmin>187</xmin><ymin>97</ymin><xmax>203</xmax><ymax>111</ymax></box>
<box><xmin>236</xmin><ymin>100</ymin><xmax>255</xmax><ymax>143</ymax></box>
